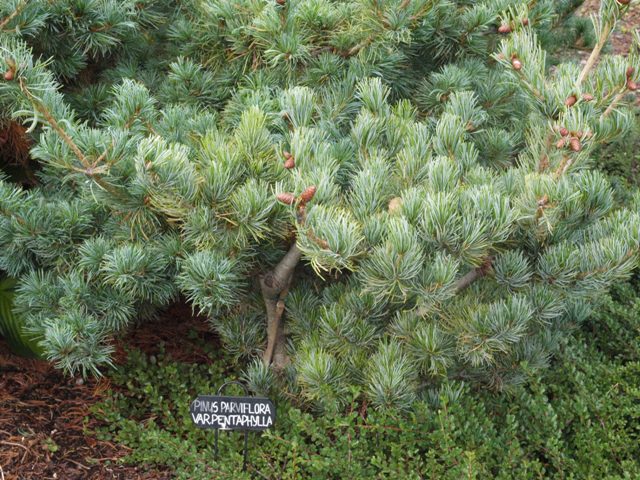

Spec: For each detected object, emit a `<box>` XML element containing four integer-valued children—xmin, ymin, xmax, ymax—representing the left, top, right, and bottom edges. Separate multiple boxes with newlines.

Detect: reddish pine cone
<box><xmin>559</xmin><ymin>127</ymin><xmax>569</xmax><ymax>137</ymax></box>
<box><xmin>626</xmin><ymin>66</ymin><xmax>635</xmax><ymax>78</ymax></box>
<box><xmin>627</xmin><ymin>80</ymin><xmax>638</xmax><ymax>91</ymax></box>
<box><xmin>511</xmin><ymin>57</ymin><xmax>522</xmax><ymax>70</ymax></box>
<box><xmin>556</xmin><ymin>138</ymin><xmax>567</xmax><ymax>149</ymax></box>
<box><xmin>617</xmin><ymin>0</ymin><xmax>630</xmax><ymax>5</ymax></box>
<box><xmin>498</xmin><ymin>24</ymin><xmax>511</xmax><ymax>34</ymax></box>
<box><xmin>581</xmin><ymin>93</ymin><xmax>594</xmax><ymax>102</ymax></box>
<box><xmin>276</xmin><ymin>0</ymin><xmax>286</xmax><ymax>4</ymax></box>
<box><xmin>277</xmin><ymin>193</ymin><xmax>296</xmax><ymax>205</ymax></box>
<box><xmin>569</xmin><ymin>137</ymin><xmax>581</xmax><ymax>152</ymax></box>
<box><xmin>284</xmin><ymin>157</ymin><xmax>295</xmax><ymax>169</ymax></box>
<box><xmin>3</xmin><ymin>69</ymin><xmax>14</xmax><ymax>81</ymax></box>
<box><xmin>521</xmin><ymin>18</ymin><xmax>529</xmax><ymax>26</ymax></box>
<box><xmin>299</xmin><ymin>185</ymin><xmax>317</xmax><ymax>204</ymax></box>
<box><xmin>565</xmin><ymin>95</ymin><xmax>577</xmax><ymax>107</ymax></box>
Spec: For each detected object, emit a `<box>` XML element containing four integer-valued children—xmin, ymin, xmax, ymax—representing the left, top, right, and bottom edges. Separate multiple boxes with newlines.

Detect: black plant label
<box><xmin>189</xmin><ymin>395</ymin><xmax>276</xmax><ymax>431</ymax></box>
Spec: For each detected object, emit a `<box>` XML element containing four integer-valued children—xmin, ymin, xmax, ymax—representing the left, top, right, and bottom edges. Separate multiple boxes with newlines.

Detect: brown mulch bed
<box><xmin>0</xmin><ymin>303</ymin><xmax>215</xmax><ymax>480</ymax></box>
<box><xmin>577</xmin><ymin>0</ymin><xmax>640</xmax><ymax>56</ymax></box>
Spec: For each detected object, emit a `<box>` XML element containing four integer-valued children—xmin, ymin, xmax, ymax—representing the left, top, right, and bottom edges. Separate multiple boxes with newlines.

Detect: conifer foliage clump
<box><xmin>0</xmin><ymin>0</ymin><xmax>639</xmax><ymax>410</ymax></box>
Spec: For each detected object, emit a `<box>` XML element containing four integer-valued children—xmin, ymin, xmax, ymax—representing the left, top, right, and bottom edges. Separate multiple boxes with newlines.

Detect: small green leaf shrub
<box><xmin>92</xmin><ymin>277</ymin><xmax>640</xmax><ymax>479</ymax></box>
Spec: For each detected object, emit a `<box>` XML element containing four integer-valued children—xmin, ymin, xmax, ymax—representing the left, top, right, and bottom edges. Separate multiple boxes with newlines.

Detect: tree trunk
<box><xmin>260</xmin><ymin>243</ymin><xmax>301</xmax><ymax>369</ymax></box>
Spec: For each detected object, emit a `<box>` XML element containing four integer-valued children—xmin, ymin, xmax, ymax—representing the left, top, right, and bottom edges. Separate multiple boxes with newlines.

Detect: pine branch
<box><xmin>454</xmin><ymin>267</ymin><xmax>484</xmax><ymax>293</ymax></box>
<box><xmin>0</xmin><ymin>0</ymin><xmax>27</xmax><ymax>31</ymax></box>
<box><xmin>261</xmin><ymin>242</ymin><xmax>302</xmax><ymax>367</ymax></box>
<box><xmin>577</xmin><ymin>22</ymin><xmax>611</xmax><ymax>86</ymax></box>
<box><xmin>18</xmin><ymin>79</ymin><xmax>90</xmax><ymax>169</ymax></box>
<box><xmin>602</xmin><ymin>89</ymin><xmax>626</xmax><ymax>117</ymax></box>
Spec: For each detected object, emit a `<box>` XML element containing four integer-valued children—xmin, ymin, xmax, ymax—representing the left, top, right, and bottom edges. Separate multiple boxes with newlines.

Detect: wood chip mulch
<box><xmin>0</xmin><ymin>303</ymin><xmax>215</xmax><ymax>480</ymax></box>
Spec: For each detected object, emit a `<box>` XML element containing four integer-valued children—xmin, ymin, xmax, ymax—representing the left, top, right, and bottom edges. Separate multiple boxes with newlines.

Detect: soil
<box><xmin>577</xmin><ymin>1</ymin><xmax>640</xmax><ymax>56</ymax></box>
<box><xmin>0</xmin><ymin>304</ymin><xmax>214</xmax><ymax>480</ymax></box>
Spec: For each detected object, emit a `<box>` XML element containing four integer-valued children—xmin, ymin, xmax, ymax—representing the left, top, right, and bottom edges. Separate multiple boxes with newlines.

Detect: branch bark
<box><xmin>0</xmin><ymin>0</ymin><xmax>26</xmax><ymax>31</ymax></box>
<box><xmin>454</xmin><ymin>267</ymin><xmax>484</xmax><ymax>293</ymax></box>
<box><xmin>577</xmin><ymin>22</ymin><xmax>612</xmax><ymax>86</ymax></box>
<box><xmin>260</xmin><ymin>242</ymin><xmax>302</xmax><ymax>368</ymax></box>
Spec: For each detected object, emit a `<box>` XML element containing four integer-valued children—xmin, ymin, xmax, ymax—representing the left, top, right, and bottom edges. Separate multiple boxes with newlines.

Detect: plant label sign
<box><xmin>190</xmin><ymin>395</ymin><xmax>275</xmax><ymax>431</ymax></box>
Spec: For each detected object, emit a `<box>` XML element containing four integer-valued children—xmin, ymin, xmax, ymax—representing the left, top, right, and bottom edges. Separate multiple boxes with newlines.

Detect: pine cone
<box><xmin>569</xmin><ymin>137</ymin><xmax>581</xmax><ymax>152</ymax></box>
<box><xmin>626</xmin><ymin>66</ymin><xmax>635</xmax><ymax>78</ymax></box>
<box><xmin>617</xmin><ymin>0</ymin><xmax>630</xmax><ymax>5</ymax></box>
<box><xmin>564</xmin><ymin>95</ymin><xmax>577</xmax><ymax>107</ymax></box>
<box><xmin>511</xmin><ymin>57</ymin><xmax>522</xmax><ymax>71</ymax></box>
<box><xmin>521</xmin><ymin>18</ymin><xmax>529</xmax><ymax>26</ymax></box>
<box><xmin>284</xmin><ymin>157</ymin><xmax>295</xmax><ymax>169</ymax></box>
<box><xmin>627</xmin><ymin>80</ymin><xmax>638</xmax><ymax>91</ymax></box>
<box><xmin>276</xmin><ymin>0</ymin><xmax>286</xmax><ymax>5</ymax></box>
<box><xmin>277</xmin><ymin>193</ymin><xmax>296</xmax><ymax>205</ymax></box>
<box><xmin>498</xmin><ymin>24</ymin><xmax>511</xmax><ymax>34</ymax></box>
<box><xmin>556</xmin><ymin>138</ymin><xmax>567</xmax><ymax>149</ymax></box>
<box><xmin>559</xmin><ymin>127</ymin><xmax>569</xmax><ymax>137</ymax></box>
<box><xmin>3</xmin><ymin>69</ymin><xmax>14</xmax><ymax>81</ymax></box>
<box><xmin>299</xmin><ymin>186</ymin><xmax>317</xmax><ymax>204</ymax></box>
<box><xmin>581</xmin><ymin>93</ymin><xmax>594</xmax><ymax>102</ymax></box>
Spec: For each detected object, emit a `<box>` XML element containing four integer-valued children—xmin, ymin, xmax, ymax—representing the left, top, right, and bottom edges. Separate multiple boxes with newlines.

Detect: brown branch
<box><xmin>455</xmin><ymin>256</ymin><xmax>494</xmax><ymax>293</ymax></box>
<box><xmin>19</xmin><ymin>79</ymin><xmax>90</xmax><ymax>168</ymax></box>
<box><xmin>261</xmin><ymin>242</ymin><xmax>302</xmax><ymax>367</ymax></box>
<box><xmin>577</xmin><ymin>21</ymin><xmax>613</xmax><ymax>86</ymax></box>
<box><xmin>0</xmin><ymin>0</ymin><xmax>26</xmax><ymax>31</ymax></box>
<box><xmin>603</xmin><ymin>89</ymin><xmax>626</xmax><ymax>117</ymax></box>
<box><xmin>263</xmin><ymin>242</ymin><xmax>302</xmax><ymax>293</ymax></box>
<box><xmin>454</xmin><ymin>268</ymin><xmax>484</xmax><ymax>293</ymax></box>
<box><xmin>554</xmin><ymin>153</ymin><xmax>573</xmax><ymax>178</ymax></box>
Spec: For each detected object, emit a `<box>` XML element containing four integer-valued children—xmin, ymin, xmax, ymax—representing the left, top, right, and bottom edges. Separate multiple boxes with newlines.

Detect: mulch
<box><xmin>577</xmin><ymin>1</ymin><xmax>640</xmax><ymax>56</ymax></box>
<box><xmin>0</xmin><ymin>303</ymin><xmax>214</xmax><ymax>480</ymax></box>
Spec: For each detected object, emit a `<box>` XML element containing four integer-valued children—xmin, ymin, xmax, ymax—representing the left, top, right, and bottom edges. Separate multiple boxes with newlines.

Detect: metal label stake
<box><xmin>190</xmin><ymin>380</ymin><xmax>276</xmax><ymax>473</ymax></box>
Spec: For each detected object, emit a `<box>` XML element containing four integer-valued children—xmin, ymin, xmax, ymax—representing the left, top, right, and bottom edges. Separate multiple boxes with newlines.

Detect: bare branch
<box><xmin>454</xmin><ymin>268</ymin><xmax>484</xmax><ymax>293</ymax></box>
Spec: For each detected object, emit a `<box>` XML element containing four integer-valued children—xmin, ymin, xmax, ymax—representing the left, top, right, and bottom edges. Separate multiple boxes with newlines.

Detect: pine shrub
<box><xmin>0</xmin><ymin>0</ymin><xmax>639</xmax><ymax>408</ymax></box>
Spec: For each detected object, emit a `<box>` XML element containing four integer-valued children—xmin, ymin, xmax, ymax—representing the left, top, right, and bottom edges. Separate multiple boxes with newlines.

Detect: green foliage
<box><xmin>596</xmin><ymin>107</ymin><xmax>640</xmax><ymax>203</ymax></box>
<box><xmin>1</xmin><ymin>0</ymin><xmax>639</xmax><ymax>410</ymax></box>
<box><xmin>92</xmin><ymin>277</ymin><xmax>640</xmax><ymax>478</ymax></box>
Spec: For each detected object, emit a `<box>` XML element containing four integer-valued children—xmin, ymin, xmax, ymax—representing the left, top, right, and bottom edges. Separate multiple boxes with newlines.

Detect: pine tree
<box><xmin>0</xmin><ymin>0</ymin><xmax>639</xmax><ymax>409</ymax></box>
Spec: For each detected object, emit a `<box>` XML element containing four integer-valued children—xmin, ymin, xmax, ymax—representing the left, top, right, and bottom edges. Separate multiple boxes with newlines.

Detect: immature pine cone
<box><xmin>569</xmin><ymin>137</ymin><xmax>581</xmax><ymax>152</ymax></box>
<box><xmin>511</xmin><ymin>57</ymin><xmax>522</xmax><ymax>70</ymax></box>
<box><xmin>564</xmin><ymin>95</ymin><xmax>577</xmax><ymax>107</ymax></box>
<box><xmin>299</xmin><ymin>186</ymin><xmax>317</xmax><ymax>204</ymax></box>
<box><xmin>277</xmin><ymin>193</ymin><xmax>296</xmax><ymax>205</ymax></box>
